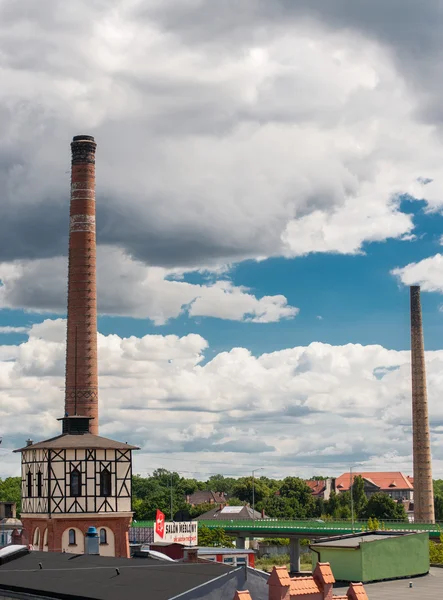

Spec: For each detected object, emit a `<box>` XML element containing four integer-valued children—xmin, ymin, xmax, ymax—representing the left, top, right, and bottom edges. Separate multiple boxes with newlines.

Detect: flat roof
<box><xmin>0</xmin><ymin>550</ymin><xmax>235</xmax><ymax>600</ymax></box>
<box><xmin>311</xmin><ymin>534</ymin><xmax>406</xmax><ymax>548</ymax></box>
<box><xmin>334</xmin><ymin>567</ymin><xmax>443</xmax><ymax>599</ymax></box>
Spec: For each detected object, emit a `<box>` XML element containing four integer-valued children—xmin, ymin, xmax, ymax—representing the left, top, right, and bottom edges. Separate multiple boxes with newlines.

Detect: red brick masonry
<box><xmin>64</xmin><ymin>136</ymin><xmax>99</xmax><ymax>434</ymax></box>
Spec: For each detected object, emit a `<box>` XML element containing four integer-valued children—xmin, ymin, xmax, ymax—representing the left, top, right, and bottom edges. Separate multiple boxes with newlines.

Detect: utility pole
<box><xmin>170</xmin><ymin>473</ymin><xmax>174</xmax><ymax>521</ymax></box>
<box><xmin>350</xmin><ymin>466</ymin><xmax>355</xmax><ymax>532</ymax></box>
<box><xmin>252</xmin><ymin>468</ymin><xmax>264</xmax><ymax>522</ymax></box>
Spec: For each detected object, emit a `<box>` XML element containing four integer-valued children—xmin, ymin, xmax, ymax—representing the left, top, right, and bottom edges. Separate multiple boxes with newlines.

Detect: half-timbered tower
<box><xmin>14</xmin><ymin>136</ymin><xmax>139</xmax><ymax>557</ymax></box>
<box><xmin>15</xmin><ymin>416</ymin><xmax>137</xmax><ymax>557</ymax></box>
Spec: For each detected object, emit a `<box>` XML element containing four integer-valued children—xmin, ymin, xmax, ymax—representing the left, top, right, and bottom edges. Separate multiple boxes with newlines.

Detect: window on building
<box><xmin>27</xmin><ymin>471</ymin><xmax>33</xmax><ymax>497</ymax></box>
<box><xmin>100</xmin><ymin>468</ymin><xmax>112</xmax><ymax>497</ymax></box>
<box><xmin>68</xmin><ymin>529</ymin><xmax>76</xmax><ymax>545</ymax></box>
<box><xmin>70</xmin><ymin>468</ymin><xmax>81</xmax><ymax>497</ymax></box>
<box><xmin>223</xmin><ymin>557</ymin><xmax>234</xmax><ymax>564</ymax></box>
<box><xmin>236</xmin><ymin>557</ymin><xmax>247</xmax><ymax>564</ymax></box>
<box><xmin>33</xmin><ymin>528</ymin><xmax>40</xmax><ymax>548</ymax></box>
<box><xmin>99</xmin><ymin>528</ymin><xmax>107</xmax><ymax>545</ymax></box>
<box><xmin>37</xmin><ymin>471</ymin><xmax>43</xmax><ymax>497</ymax></box>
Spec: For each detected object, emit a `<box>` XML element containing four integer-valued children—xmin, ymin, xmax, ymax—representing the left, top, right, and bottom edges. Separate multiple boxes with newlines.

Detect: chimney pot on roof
<box><xmin>26</xmin><ymin>439</ymin><xmax>33</xmax><ymax>446</ymax></box>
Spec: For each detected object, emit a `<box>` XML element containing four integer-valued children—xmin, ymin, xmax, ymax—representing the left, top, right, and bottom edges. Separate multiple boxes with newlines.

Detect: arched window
<box><xmin>27</xmin><ymin>471</ymin><xmax>33</xmax><ymax>497</ymax></box>
<box><xmin>70</xmin><ymin>468</ymin><xmax>81</xmax><ymax>497</ymax></box>
<box><xmin>37</xmin><ymin>471</ymin><xmax>43</xmax><ymax>498</ymax></box>
<box><xmin>68</xmin><ymin>529</ymin><xmax>76</xmax><ymax>545</ymax></box>
<box><xmin>100</xmin><ymin>468</ymin><xmax>111</xmax><ymax>497</ymax></box>
<box><xmin>99</xmin><ymin>528</ymin><xmax>107</xmax><ymax>545</ymax></box>
<box><xmin>33</xmin><ymin>527</ymin><xmax>40</xmax><ymax>548</ymax></box>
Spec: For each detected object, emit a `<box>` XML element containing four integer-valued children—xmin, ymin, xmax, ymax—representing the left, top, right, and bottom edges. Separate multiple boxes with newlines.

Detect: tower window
<box><xmin>99</xmin><ymin>528</ymin><xmax>107</xmax><ymax>545</ymax></box>
<box><xmin>27</xmin><ymin>471</ymin><xmax>33</xmax><ymax>497</ymax></box>
<box><xmin>37</xmin><ymin>471</ymin><xmax>43</xmax><ymax>498</ymax></box>
<box><xmin>68</xmin><ymin>529</ymin><xmax>76</xmax><ymax>545</ymax></box>
<box><xmin>70</xmin><ymin>468</ymin><xmax>82</xmax><ymax>497</ymax></box>
<box><xmin>100</xmin><ymin>468</ymin><xmax>112</xmax><ymax>497</ymax></box>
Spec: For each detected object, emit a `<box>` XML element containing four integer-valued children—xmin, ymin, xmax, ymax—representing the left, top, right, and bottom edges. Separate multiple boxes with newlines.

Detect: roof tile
<box><xmin>268</xmin><ymin>566</ymin><xmax>292</xmax><ymax>586</ymax></box>
<box><xmin>233</xmin><ymin>591</ymin><xmax>253</xmax><ymax>600</ymax></box>
<box><xmin>335</xmin><ymin>472</ymin><xmax>413</xmax><ymax>491</ymax></box>
<box><xmin>290</xmin><ymin>576</ymin><xmax>320</xmax><ymax>595</ymax></box>
<box><xmin>314</xmin><ymin>562</ymin><xmax>335</xmax><ymax>584</ymax></box>
<box><xmin>347</xmin><ymin>582</ymin><xmax>369</xmax><ymax>600</ymax></box>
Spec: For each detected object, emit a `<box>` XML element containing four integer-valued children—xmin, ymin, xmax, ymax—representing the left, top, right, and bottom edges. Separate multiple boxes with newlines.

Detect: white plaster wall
<box><xmin>99</xmin><ymin>527</ymin><xmax>115</xmax><ymax>557</ymax></box>
<box><xmin>61</xmin><ymin>527</ymin><xmax>84</xmax><ymax>554</ymax></box>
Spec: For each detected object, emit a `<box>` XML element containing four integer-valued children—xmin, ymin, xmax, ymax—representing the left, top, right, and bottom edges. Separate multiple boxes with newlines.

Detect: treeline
<box><xmin>2</xmin><ymin>471</ymin><xmax>443</xmax><ymax>522</ymax></box>
<box><xmin>131</xmin><ymin>470</ymin><xmax>408</xmax><ymax>522</ymax></box>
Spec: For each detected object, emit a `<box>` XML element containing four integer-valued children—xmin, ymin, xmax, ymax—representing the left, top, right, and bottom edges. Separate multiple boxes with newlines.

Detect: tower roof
<box><xmin>13</xmin><ymin>433</ymin><xmax>139</xmax><ymax>452</ymax></box>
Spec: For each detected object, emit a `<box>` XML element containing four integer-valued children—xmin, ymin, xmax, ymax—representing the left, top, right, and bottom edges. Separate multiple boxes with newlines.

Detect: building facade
<box><xmin>335</xmin><ymin>472</ymin><xmax>414</xmax><ymax>501</ymax></box>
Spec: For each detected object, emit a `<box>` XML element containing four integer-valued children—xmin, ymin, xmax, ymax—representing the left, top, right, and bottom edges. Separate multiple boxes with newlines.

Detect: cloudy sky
<box><xmin>2</xmin><ymin>0</ymin><xmax>443</xmax><ymax>481</ymax></box>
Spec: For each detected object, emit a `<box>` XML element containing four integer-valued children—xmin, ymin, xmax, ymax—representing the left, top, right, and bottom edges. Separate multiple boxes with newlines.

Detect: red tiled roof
<box><xmin>347</xmin><ymin>582</ymin><xmax>369</xmax><ymax>600</ymax></box>
<box><xmin>335</xmin><ymin>472</ymin><xmax>413</xmax><ymax>492</ymax></box>
<box><xmin>233</xmin><ymin>591</ymin><xmax>253</xmax><ymax>600</ymax></box>
<box><xmin>314</xmin><ymin>562</ymin><xmax>335</xmax><ymax>585</ymax></box>
<box><xmin>268</xmin><ymin>566</ymin><xmax>292</xmax><ymax>587</ymax></box>
<box><xmin>305</xmin><ymin>480</ymin><xmax>326</xmax><ymax>495</ymax></box>
<box><xmin>290</xmin><ymin>577</ymin><xmax>321</xmax><ymax>595</ymax></box>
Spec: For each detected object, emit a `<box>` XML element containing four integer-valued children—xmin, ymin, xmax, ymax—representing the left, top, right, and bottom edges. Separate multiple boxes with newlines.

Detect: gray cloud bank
<box><xmin>1</xmin><ymin>0</ymin><xmax>442</xmax><ymax>279</ymax></box>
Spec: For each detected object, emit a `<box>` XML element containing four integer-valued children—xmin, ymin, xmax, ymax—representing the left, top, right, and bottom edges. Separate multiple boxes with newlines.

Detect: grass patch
<box><xmin>256</xmin><ymin>553</ymin><xmax>312</xmax><ymax>573</ymax></box>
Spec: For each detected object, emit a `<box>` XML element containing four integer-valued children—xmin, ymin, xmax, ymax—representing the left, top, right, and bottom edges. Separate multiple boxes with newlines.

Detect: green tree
<box><xmin>362</xmin><ymin>493</ymin><xmax>407</xmax><ymax>521</ymax></box>
<box><xmin>434</xmin><ymin>495</ymin><xmax>443</xmax><ymax>521</ymax></box>
<box><xmin>325</xmin><ymin>491</ymin><xmax>340</xmax><ymax>517</ymax></box>
<box><xmin>206</xmin><ymin>475</ymin><xmax>237</xmax><ymax>496</ymax></box>
<box><xmin>232</xmin><ymin>477</ymin><xmax>271</xmax><ymax>505</ymax></box>
<box><xmin>0</xmin><ymin>477</ymin><xmax>21</xmax><ymax>516</ymax></box>
<box><xmin>351</xmin><ymin>475</ymin><xmax>368</xmax><ymax>518</ymax></box>
<box><xmin>259</xmin><ymin>496</ymin><xmax>290</xmax><ymax>519</ymax></box>
<box><xmin>198</xmin><ymin>525</ymin><xmax>234</xmax><ymax>547</ymax></box>
<box><xmin>279</xmin><ymin>477</ymin><xmax>315</xmax><ymax>516</ymax></box>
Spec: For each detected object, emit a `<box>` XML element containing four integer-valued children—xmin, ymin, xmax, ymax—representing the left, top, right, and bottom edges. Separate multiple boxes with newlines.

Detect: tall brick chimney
<box><xmin>410</xmin><ymin>286</ymin><xmax>435</xmax><ymax>523</ymax></box>
<box><xmin>64</xmin><ymin>135</ymin><xmax>99</xmax><ymax>434</ymax></box>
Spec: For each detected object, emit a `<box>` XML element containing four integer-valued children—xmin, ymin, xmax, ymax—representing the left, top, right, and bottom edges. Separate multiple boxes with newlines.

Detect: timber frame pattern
<box><xmin>21</xmin><ymin>447</ymin><xmax>133</xmax><ymax>515</ymax></box>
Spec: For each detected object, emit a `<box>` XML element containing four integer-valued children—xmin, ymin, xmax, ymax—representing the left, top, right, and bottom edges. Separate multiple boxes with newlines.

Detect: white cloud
<box><xmin>391</xmin><ymin>254</ymin><xmax>443</xmax><ymax>292</ymax></box>
<box><xmin>2</xmin><ymin>319</ymin><xmax>443</xmax><ymax>479</ymax></box>
<box><xmin>0</xmin><ymin>247</ymin><xmax>298</xmax><ymax>324</ymax></box>
<box><xmin>0</xmin><ymin>326</ymin><xmax>28</xmax><ymax>334</ymax></box>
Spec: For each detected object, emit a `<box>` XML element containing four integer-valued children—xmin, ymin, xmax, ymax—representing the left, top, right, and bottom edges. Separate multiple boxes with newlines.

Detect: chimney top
<box><xmin>72</xmin><ymin>135</ymin><xmax>95</xmax><ymax>142</ymax></box>
<box><xmin>26</xmin><ymin>439</ymin><xmax>33</xmax><ymax>447</ymax></box>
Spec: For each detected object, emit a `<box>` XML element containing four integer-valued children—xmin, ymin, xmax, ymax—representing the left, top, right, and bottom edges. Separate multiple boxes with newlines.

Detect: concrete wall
<box><xmin>361</xmin><ymin>533</ymin><xmax>429</xmax><ymax>582</ymax></box>
<box><xmin>312</xmin><ymin>548</ymin><xmax>362</xmax><ymax>582</ymax></box>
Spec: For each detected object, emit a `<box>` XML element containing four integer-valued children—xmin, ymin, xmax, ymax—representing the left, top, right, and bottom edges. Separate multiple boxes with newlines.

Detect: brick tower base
<box><xmin>21</xmin><ymin>515</ymin><xmax>131</xmax><ymax>558</ymax></box>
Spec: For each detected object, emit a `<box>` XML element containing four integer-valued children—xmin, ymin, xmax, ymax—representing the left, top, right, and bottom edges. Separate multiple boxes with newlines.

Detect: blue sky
<box><xmin>4</xmin><ymin>0</ymin><xmax>443</xmax><ymax>479</ymax></box>
<box><xmin>2</xmin><ymin>199</ymin><xmax>442</xmax><ymax>356</ymax></box>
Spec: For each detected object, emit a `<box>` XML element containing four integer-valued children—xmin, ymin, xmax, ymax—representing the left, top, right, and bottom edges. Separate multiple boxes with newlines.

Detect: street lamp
<box><xmin>252</xmin><ymin>468</ymin><xmax>264</xmax><ymax>522</ymax></box>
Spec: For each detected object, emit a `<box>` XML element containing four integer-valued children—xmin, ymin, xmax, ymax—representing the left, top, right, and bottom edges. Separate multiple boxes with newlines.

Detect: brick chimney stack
<box><xmin>64</xmin><ymin>135</ymin><xmax>99</xmax><ymax>434</ymax></box>
<box><xmin>410</xmin><ymin>286</ymin><xmax>435</xmax><ymax>523</ymax></box>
